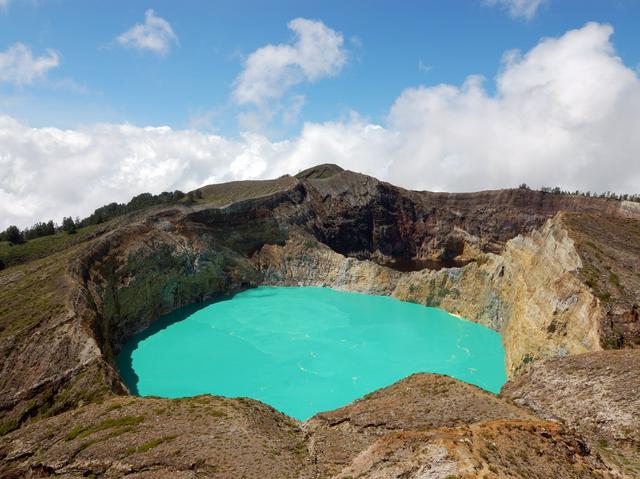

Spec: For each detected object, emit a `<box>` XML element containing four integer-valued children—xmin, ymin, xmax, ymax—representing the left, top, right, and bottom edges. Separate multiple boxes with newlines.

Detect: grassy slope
<box><xmin>0</xmin><ymin>176</ymin><xmax>298</xmax><ymax>269</ymax></box>
<box><xmin>196</xmin><ymin>176</ymin><xmax>299</xmax><ymax>207</ymax></box>
<box><xmin>0</xmin><ymin>178</ymin><xmax>297</xmax><ymax>339</ymax></box>
<box><xmin>0</xmin><ymin>250</ymin><xmax>70</xmax><ymax>339</ymax></box>
<box><xmin>0</xmin><ymin>223</ymin><xmax>114</xmax><ymax>339</ymax></box>
<box><xmin>0</xmin><ymin>224</ymin><xmax>103</xmax><ymax>269</ymax></box>
<box><xmin>0</xmin><ymin>221</ymin><xmax>121</xmax><ymax>342</ymax></box>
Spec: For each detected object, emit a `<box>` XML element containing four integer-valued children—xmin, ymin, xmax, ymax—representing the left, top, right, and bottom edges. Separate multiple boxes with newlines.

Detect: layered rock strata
<box><xmin>1</xmin><ymin>165</ymin><xmax>639</xmax><ymax>477</ymax></box>
<box><xmin>254</xmin><ymin>214</ymin><xmax>603</xmax><ymax>376</ymax></box>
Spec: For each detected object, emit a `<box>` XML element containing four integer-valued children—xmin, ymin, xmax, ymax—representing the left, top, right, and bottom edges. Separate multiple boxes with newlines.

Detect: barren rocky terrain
<box><xmin>1</xmin><ymin>164</ymin><xmax>639</xmax><ymax>477</ymax></box>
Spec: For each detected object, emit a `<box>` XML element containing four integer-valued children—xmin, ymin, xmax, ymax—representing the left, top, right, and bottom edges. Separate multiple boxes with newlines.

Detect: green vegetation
<box><xmin>66</xmin><ymin>415</ymin><xmax>144</xmax><ymax>441</ymax></box>
<box><xmin>0</xmin><ymin>189</ymin><xmax>190</xmax><ymax>271</ymax></box>
<box><xmin>79</xmin><ymin>190</ymin><xmax>187</xmax><ymax>227</ymax></box>
<box><xmin>24</xmin><ymin>220</ymin><xmax>56</xmax><ymax>240</ymax></box>
<box><xmin>294</xmin><ymin>441</ymin><xmax>307</xmax><ymax>457</ymax></box>
<box><xmin>0</xmin><ymin>250</ymin><xmax>71</xmax><ymax>339</ymax></box>
<box><xmin>78</xmin><ymin>425</ymin><xmax>137</xmax><ymax>451</ymax></box>
<box><xmin>0</xmin><ymin>223</ymin><xmax>101</xmax><ymax>269</ymax></box>
<box><xmin>62</xmin><ymin>216</ymin><xmax>77</xmax><ymax>234</ymax></box>
<box><xmin>0</xmin><ymin>418</ymin><xmax>19</xmax><ymax>436</ymax></box>
<box><xmin>0</xmin><ymin>225</ymin><xmax>25</xmax><ymax>245</ymax></box>
<box><xmin>520</xmin><ymin>183</ymin><xmax>640</xmax><ymax>202</ymax></box>
<box><xmin>303</xmin><ymin>240</ymin><xmax>318</xmax><ymax>250</ymax></box>
<box><xmin>609</xmin><ymin>272</ymin><xmax>621</xmax><ymax>289</ymax></box>
<box><xmin>128</xmin><ymin>434</ymin><xmax>178</xmax><ymax>454</ymax></box>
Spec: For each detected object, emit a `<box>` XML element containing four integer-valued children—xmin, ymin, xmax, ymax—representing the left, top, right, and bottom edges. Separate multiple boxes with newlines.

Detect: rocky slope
<box><xmin>304</xmin><ymin>374</ymin><xmax>534</xmax><ymax>477</ymax></box>
<box><xmin>0</xmin><ymin>394</ymin><xmax>309</xmax><ymax>478</ymax></box>
<box><xmin>1</xmin><ymin>164</ymin><xmax>639</xmax><ymax>477</ymax></box>
<box><xmin>563</xmin><ymin>213</ymin><xmax>640</xmax><ymax>347</ymax></box>
<box><xmin>0</xmin><ymin>373</ymin><xmax>620</xmax><ymax>479</ymax></box>
<box><xmin>333</xmin><ymin>419</ymin><xmax>616</xmax><ymax>479</ymax></box>
<box><xmin>501</xmin><ymin>349</ymin><xmax>640</xmax><ymax>477</ymax></box>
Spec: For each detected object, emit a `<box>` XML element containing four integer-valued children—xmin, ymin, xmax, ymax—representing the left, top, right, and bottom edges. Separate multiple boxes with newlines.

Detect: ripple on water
<box><xmin>117</xmin><ymin>286</ymin><xmax>506</xmax><ymax>420</ymax></box>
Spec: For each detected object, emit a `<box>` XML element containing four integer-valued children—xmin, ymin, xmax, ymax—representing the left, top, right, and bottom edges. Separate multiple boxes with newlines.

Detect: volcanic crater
<box><xmin>1</xmin><ymin>164</ymin><xmax>639</xmax><ymax>478</ymax></box>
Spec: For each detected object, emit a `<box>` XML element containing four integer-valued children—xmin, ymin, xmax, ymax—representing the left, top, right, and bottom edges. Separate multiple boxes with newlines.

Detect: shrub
<box><xmin>2</xmin><ymin>225</ymin><xmax>25</xmax><ymax>245</ymax></box>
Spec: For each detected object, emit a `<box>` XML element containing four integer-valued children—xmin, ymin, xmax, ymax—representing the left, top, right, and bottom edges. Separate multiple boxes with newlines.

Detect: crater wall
<box><xmin>1</xmin><ymin>166</ymin><xmax>638</xmax><ymax>434</ymax></box>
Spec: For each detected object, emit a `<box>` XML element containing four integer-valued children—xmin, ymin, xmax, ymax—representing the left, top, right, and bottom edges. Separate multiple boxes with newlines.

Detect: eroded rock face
<box><xmin>304</xmin><ymin>374</ymin><xmax>533</xmax><ymax>477</ymax></box>
<box><xmin>1</xmin><ymin>166</ymin><xmax>639</xmax><ymax>477</ymax></box>
<box><xmin>501</xmin><ymin>349</ymin><xmax>640</xmax><ymax>476</ymax></box>
<box><xmin>334</xmin><ymin>420</ymin><xmax>616</xmax><ymax>479</ymax></box>
<box><xmin>563</xmin><ymin>213</ymin><xmax>640</xmax><ymax>348</ymax></box>
<box><xmin>254</xmin><ymin>214</ymin><xmax>604</xmax><ymax>376</ymax></box>
<box><xmin>302</xmin><ymin>169</ymin><xmax>634</xmax><ymax>262</ymax></box>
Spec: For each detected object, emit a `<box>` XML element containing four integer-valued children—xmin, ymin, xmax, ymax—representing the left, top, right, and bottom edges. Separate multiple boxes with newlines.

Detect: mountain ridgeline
<box><xmin>1</xmin><ymin>164</ymin><xmax>639</xmax><ymax>477</ymax></box>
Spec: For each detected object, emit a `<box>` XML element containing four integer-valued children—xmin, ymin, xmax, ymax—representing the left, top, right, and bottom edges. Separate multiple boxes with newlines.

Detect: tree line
<box><xmin>1</xmin><ymin>189</ymin><xmax>203</xmax><ymax>246</ymax></box>
<box><xmin>518</xmin><ymin>183</ymin><xmax>640</xmax><ymax>202</ymax></box>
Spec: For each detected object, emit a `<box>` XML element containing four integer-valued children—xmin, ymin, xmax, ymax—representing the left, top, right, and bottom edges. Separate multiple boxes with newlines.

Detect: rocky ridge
<box><xmin>1</xmin><ymin>164</ymin><xmax>639</xmax><ymax>477</ymax></box>
<box><xmin>0</xmin><ymin>373</ymin><xmax>624</xmax><ymax>478</ymax></box>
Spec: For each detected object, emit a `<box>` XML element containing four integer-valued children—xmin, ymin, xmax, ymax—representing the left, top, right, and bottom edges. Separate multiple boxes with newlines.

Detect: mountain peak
<box><xmin>295</xmin><ymin>163</ymin><xmax>344</xmax><ymax>180</ymax></box>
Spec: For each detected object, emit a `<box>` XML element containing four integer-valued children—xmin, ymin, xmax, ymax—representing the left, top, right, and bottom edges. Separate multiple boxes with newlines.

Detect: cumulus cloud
<box><xmin>233</xmin><ymin>18</ymin><xmax>347</xmax><ymax>107</ymax></box>
<box><xmin>484</xmin><ymin>0</ymin><xmax>548</xmax><ymax>20</ymax></box>
<box><xmin>0</xmin><ymin>43</ymin><xmax>60</xmax><ymax>85</ymax></box>
<box><xmin>117</xmin><ymin>9</ymin><xmax>178</xmax><ymax>56</ymax></box>
<box><xmin>2</xmin><ymin>22</ymin><xmax>640</xmax><ymax>230</ymax></box>
<box><xmin>382</xmin><ymin>22</ymin><xmax>640</xmax><ymax>192</ymax></box>
<box><xmin>0</xmin><ymin>116</ymin><xmax>289</xmax><ymax>228</ymax></box>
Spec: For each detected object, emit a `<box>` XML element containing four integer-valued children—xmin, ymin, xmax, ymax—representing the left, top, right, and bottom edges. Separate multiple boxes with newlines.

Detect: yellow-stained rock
<box><xmin>254</xmin><ymin>214</ymin><xmax>604</xmax><ymax>377</ymax></box>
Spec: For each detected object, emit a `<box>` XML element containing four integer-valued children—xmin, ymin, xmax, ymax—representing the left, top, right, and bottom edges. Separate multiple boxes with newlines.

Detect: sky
<box><xmin>1</xmin><ymin>0</ymin><xmax>640</xmax><ymax>229</ymax></box>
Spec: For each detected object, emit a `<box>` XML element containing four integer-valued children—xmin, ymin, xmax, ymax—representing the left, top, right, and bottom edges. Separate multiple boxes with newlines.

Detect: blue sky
<box><xmin>2</xmin><ymin>0</ymin><xmax>639</xmax><ymax>135</ymax></box>
<box><xmin>2</xmin><ymin>0</ymin><xmax>640</xmax><ymax>228</ymax></box>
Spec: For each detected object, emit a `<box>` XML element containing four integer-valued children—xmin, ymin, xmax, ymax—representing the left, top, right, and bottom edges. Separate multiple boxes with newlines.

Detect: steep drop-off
<box><xmin>1</xmin><ymin>165</ymin><xmax>639</xmax><ymax>477</ymax></box>
<box><xmin>255</xmin><ymin>214</ymin><xmax>605</xmax><ymax>375</ymax></box>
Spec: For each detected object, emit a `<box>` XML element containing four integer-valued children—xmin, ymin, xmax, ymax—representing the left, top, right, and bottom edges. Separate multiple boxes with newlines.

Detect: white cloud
<box><xmin>117</xmin><ymin>9</ymin><xmax>178</xmax><ymax>56</ymax></box>
<box><xmin>2</xmin><ymin>23</ymin><xmax>640</xmax><ymax>230</ymax></box>
<box><xmin>0</xmin><ymin>0</ymin><xmax>9</xmax><ymax>10</ymax></box>
<box><xmin>484</xmin><ymin>0</ymin><xmax>548</xmax><ymax>20</ymax></box>
<box><xmin>418</xmin><ymin>60</ymin><xmax>432</xmax><ymax>74</ymax></box>
<box><xmin>282</xmin><ymin>94</ymin><xmax>306</xmax><ymax>125</ymax></box>
<box><xmin>0</xmin><ymin>43</ymin><xmax>60</xmax><ymax>85</ymax></box>
<box><xmin>233</xmin><ymin>18</ymin><xmax>347</xmax><ymax>107</ymax></box>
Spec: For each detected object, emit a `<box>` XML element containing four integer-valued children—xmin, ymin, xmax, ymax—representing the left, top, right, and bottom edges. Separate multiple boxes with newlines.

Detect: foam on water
<box><xmin>117</xmin><ymin>286</ymin><xmax>506</xmax><ymax>420</ymax></box>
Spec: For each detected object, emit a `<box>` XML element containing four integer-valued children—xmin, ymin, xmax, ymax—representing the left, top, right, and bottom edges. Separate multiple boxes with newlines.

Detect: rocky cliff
<box><xmin>1</xmin><ymin>164</ymin><xmax>639</xmax><ymax>477</ymax></box>
<box><xmin>254</xmin><ymin>214</ymin><xmax>603</xmax><ymax>376</ymax></box>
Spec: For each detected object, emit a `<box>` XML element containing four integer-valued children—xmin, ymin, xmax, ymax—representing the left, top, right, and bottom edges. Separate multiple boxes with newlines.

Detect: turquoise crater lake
<box><xmin>117</xmin><ymin>286</ymin><xmax>506</xmax><ymax>420</ymax></box>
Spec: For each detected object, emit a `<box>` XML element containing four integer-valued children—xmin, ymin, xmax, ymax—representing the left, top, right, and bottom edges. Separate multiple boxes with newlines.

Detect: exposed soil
<box><xmin>501</xmin><ymin>349</ymin><xmax>640</xmax><ymax>476</ymax></box>
<box><xmin>1</xmin><ymin>164</ymin><xmax>639</xmax><ymax>477</ymax></box>
<box><xmin>564</xmin><ymin>212</ymin><xmax>640</xmax><ymax>347</ymax></box>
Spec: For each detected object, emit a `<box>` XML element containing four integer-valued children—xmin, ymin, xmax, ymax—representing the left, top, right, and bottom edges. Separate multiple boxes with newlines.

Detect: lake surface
<box><xmin>117</xmin><ymin>286</ymin><xmax>506</xmax><ymax>420</ymax></box>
